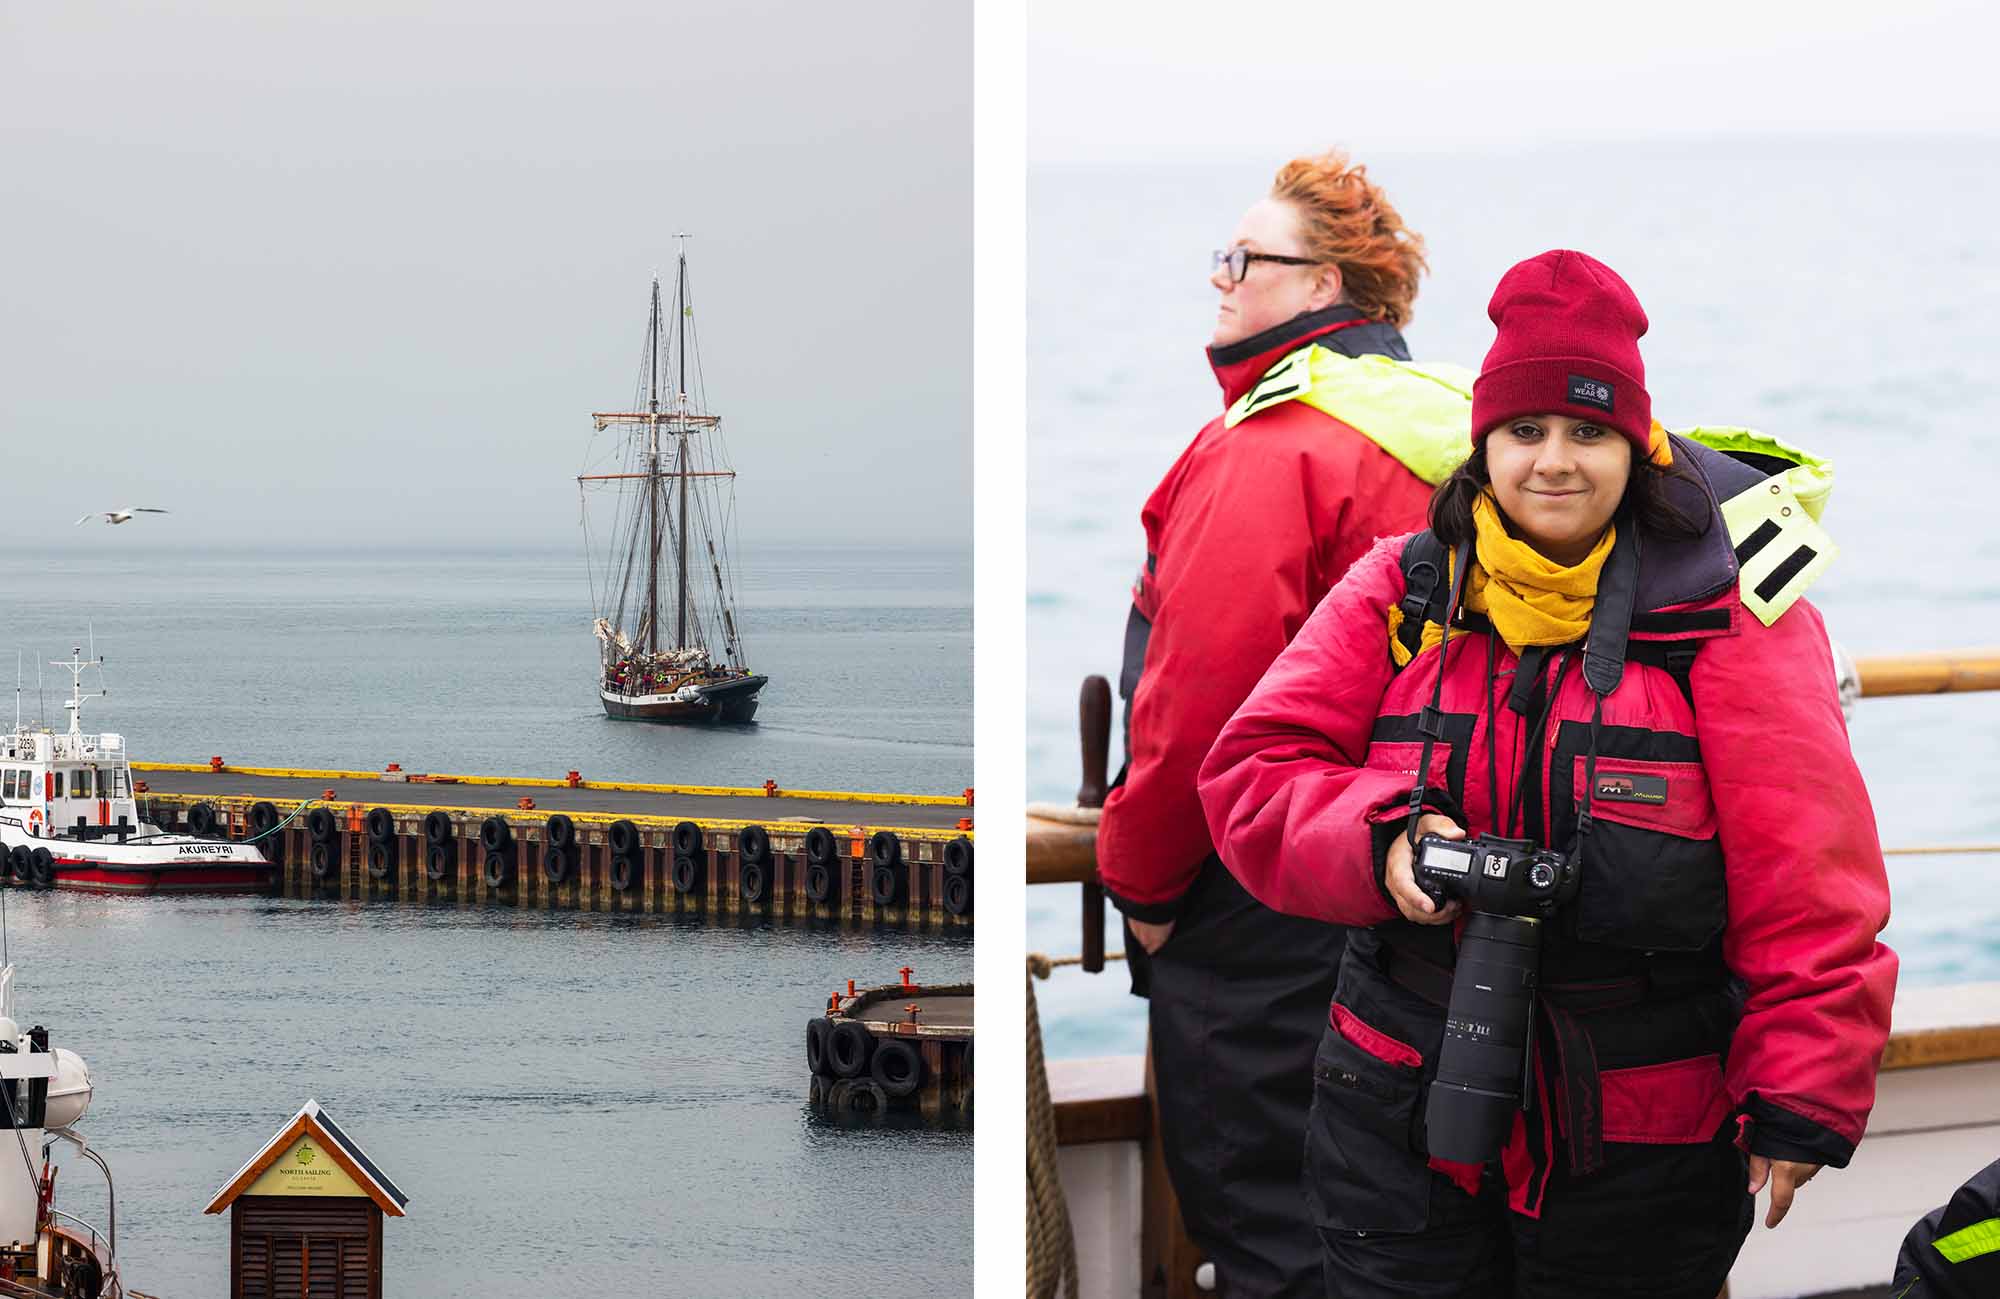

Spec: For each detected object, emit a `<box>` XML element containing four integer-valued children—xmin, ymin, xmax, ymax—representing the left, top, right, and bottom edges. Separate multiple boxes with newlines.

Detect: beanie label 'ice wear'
<box><xmin>1567</xmin><ymin>374</ymin><xmax>1614</xmax><ymax>413</ymax></box>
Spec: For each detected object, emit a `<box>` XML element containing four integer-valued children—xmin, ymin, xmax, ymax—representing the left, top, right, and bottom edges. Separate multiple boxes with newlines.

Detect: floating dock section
<box><xmin>136</xmin><ymin>763</ymin><xmax>974</xmax><ymax>927</ymax></box>
<box><xmin>808</xmin><ymin>973</ymin><xmax>973</xmax><ymax>1120</ymax></box>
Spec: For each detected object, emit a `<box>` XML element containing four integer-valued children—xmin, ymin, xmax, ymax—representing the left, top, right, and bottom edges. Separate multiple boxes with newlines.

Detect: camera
<box><xmin>1410</xmin><ymin>834</ymin><xmax>1579</xmax><ymax>1164</ymax></box>
<box><xmin>1412</xmin><ymin>833</ymin><xmax>1576</xmax><ymax>917</ymax></box>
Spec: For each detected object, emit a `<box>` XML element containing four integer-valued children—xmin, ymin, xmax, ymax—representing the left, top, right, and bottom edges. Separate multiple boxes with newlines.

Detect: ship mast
<box><xmin>674</xmin><ymin>235</ymin><xmax>691</xmax><ymax>652</ymax></box>
<box><xmin>646</xmin><ymin>277</ymin><xmax>663</xmax><ymax>655</ymax></box>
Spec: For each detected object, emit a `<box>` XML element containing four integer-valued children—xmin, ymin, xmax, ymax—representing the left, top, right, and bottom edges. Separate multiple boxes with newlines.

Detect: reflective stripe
<box><xmin>1718</xmin><ymin>474</ymin><xmax>1837</xmax><ymax>627</ymax></box>
<box><xmin>1224</xmin><ymin>345</ymin><xmax>1476</xmax><ymax>487</ymax></box>
<box><xmin>1935</xmin><ymin>1215</ymin><xmax>2000</xmax><ymax>1264</ymax></box>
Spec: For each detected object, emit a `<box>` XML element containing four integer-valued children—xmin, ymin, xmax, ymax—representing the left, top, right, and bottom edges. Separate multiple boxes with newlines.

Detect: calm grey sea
<box><xmin>0</xmin><ymin>541</ymin><xmax>971</xmax><ymax>1295</ymax></box>
<box><xmin>1029</xmin><ymin>138</ymin><xmax>2000</xmax><ymax>1058</ymax></box>
<box><xmin>0</xmin><ymin>543</ymin><xmax>971</xmax><ymax>795</ymax></box>
<box><xmin>11</xmin><ymin>894</ymin><xmax>970</xmax><ymax>1299</ymax></box>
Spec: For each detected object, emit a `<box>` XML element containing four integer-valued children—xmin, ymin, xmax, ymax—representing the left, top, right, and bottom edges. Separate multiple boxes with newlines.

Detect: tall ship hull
<box><xmin>599</xmin><ymin>673</ymin><xmax>767</xmax><ymax>723</ymax></box>
<box><xmin>581</xmin><ymin>239</ymin><xmax>767</xmax><ymax>727</ymax></box>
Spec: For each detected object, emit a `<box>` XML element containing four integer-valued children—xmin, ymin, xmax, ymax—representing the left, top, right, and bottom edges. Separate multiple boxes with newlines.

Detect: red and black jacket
<box><xmin>1198</xmin><ymin>437</ymin><xmax>1896</xmax><ymax>1207</ymax></box>
<box><xmin>1099</xmin><ymin>304</ymin><xmax>1433</xmax><ymax>920</ymax></box>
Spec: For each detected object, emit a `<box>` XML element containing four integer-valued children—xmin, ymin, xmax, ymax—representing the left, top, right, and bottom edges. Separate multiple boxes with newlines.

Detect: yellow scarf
<box><xmin>1388</xmin><ymin>491</ymin><xmax>1614</xmax><ymax>661</ymax></box>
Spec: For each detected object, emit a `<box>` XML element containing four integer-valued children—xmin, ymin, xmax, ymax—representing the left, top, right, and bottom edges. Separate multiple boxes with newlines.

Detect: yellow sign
<box><xmin>243</xmin><ymin>1137</ymin><xmax>365</xmax><ymax>1198</ymax></box>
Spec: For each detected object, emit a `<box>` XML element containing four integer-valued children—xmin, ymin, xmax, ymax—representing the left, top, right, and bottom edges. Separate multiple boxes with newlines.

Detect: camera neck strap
<box><xmin>1406</xmin><ymin>540</ymin><xmax>1474</xmax><ymax>849</ymax></box>
<box><xmin>1572</xmin><ymin>522</ymin><xmax>1639</xmax><ymax>858</ymax></box>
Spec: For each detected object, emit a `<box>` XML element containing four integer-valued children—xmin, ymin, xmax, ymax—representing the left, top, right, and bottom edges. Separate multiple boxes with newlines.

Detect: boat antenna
<box><xmin>35</xmin><ymin>658</ymin><xmax>44</xmax><ymax>730</ymax></box>
<box><xmin>13</xmin><ymin>652</ymin><xmax>19</xmax><ymax>731</ymax></box>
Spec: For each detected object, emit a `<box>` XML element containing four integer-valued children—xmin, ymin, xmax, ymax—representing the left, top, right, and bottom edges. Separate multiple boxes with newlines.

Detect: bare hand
<box><xmin>1128</xmin><ymin>918</ymin><xmax>1175</xmax><ymax>955</ymax></box>
<box><xmin>1383</xmin><ymin>813</ymin><xmax>1465</xmax><ymax>925</ymax></box>
<box><xmin>1747</xmin><ymin>1155</ymin><xmax>1821</xmax><ymax>1228</ymax></box>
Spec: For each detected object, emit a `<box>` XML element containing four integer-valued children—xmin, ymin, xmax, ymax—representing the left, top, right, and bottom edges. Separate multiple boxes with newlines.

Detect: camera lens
<box><xmin>1425</xmin><ymin>912</ymin><xmax>1541</xmax><ymax>1163</ymax></box>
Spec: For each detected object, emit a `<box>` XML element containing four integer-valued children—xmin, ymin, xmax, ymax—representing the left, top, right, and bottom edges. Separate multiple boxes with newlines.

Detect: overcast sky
<box><xmin>1031</xmin><ymin>0</ymin><xmax>1998</xmax><ymax>162</ymax></box>
<box><xmin>1</xmin><ymin>1</ymin><xmax>969</xmax><ymax>551</ymax></box>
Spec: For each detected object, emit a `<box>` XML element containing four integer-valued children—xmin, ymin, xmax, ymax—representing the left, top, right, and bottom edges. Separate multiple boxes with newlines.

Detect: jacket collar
<box><xmin>1207</xmin><ymin>304</ymin><xmax>1409</xmax><ymax>406</ymax></box>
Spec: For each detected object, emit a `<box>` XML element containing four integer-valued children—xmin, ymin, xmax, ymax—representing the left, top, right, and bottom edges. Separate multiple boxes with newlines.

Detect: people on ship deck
<box><xmin>1197</xmin><ymin>250</ymin><xmax>1896</xmax><ymax>1298</ymax></box>
<box><xmin>1094</xmin><ymin>149</ymin><xmax>1457</xmax><ymax>1299</ymax></box>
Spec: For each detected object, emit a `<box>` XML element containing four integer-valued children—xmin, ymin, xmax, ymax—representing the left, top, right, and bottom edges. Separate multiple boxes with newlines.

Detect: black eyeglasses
<box><xmin>1213</xmin><ymin>247</ymin><xmax>1317</xmax><ymax>284</ymax></box>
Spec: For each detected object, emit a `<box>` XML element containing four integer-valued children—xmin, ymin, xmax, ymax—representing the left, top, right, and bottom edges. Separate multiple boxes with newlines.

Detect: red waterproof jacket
<box><xmin>1198</xmin><ymin>450</ymin><xmax>1895</xmax><ymax>1199</ymax></box>
<box><xmin>1098</xmin><ymin>306</ymin><xmax>1435</xmax><ymax>920</ymax></box>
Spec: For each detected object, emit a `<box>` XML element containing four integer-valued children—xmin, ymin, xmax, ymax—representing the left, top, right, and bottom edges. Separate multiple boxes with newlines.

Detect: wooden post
<box><xmin>1079</xmin><ymin>674</ymin><xmax>1112</xmax><ymax>973</ymax></box>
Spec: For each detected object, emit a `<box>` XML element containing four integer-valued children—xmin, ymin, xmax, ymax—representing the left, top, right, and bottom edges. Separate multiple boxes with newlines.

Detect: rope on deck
<box><xmin>1027</xmin><ymin>953</ymin><xmax>1082</xmax><ymax>1299</ymax></box>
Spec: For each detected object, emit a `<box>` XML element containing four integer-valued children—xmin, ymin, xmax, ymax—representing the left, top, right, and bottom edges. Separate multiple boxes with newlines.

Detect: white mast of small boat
<box><xmin>53</xmin><ymin>646</ymin><xmax>104</xmax><ymax>738</ymax></box>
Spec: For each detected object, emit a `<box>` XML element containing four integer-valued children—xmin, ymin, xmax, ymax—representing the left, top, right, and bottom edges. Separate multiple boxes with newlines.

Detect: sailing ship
<box><xmin>580</xmin><ymin>238</ymin><xmax>766</xmax><ymax>725</ymax></box>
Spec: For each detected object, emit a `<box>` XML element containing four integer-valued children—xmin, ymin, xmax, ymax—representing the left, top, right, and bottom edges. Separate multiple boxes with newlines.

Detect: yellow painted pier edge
<box><xmin>132</xmin><ymin>761</ymin><xmax>973</xmax><ymax>808</ymax></box>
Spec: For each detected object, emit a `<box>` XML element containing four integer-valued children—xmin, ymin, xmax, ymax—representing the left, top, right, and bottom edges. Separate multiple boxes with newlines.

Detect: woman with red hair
<box><xmin>1098</xmin><ymin>150</ymin><xmax>1461</xmax><ymax>1298</ymax></box>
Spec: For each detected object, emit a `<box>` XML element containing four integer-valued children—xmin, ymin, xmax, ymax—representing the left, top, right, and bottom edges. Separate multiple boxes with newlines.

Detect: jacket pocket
<box><xmin>1600</xmin><ymin>1054</ymin><xmax>1732</xmax><ymax>1144</ymax></box>
<box><xmin>1303</xmin><ymin>1008</ymin><xmax>1430</xmax><ymax>1232</ymax></box>
<box><xmin>1569</xmin><ymin>757</ymin><xmax>1726</xmax><ymax>952</ymax></box>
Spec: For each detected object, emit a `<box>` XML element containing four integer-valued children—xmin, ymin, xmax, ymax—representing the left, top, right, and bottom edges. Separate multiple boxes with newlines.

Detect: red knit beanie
<box><xmin>1470</xmin><ymin>250</ymin><xmax>1653</xmax><ymax>459</ymax></box>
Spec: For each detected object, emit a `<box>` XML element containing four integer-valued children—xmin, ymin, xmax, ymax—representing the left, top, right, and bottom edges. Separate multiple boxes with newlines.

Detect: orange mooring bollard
<box><xmin>322</xmin><ymin>788</ymin><xmax>337</xmax><ymax>801</ymax></box>
<box><xmin>762</xmin><ymin>779</ymin><xmax>779</xmax><ymax>797</ymax></box>
<box><xmin>904</xmin><ymin>1002</ymin><xmax>921</xmax><ymax>1025</ymax></box>
<box><xmin>134</xmin><ymin>780</ymin><xmax>149</xmax><ymax>794</ymax></box>
<box><xmin>566</xmin><ymin>770</ymin><xmax>583</xmax><ymax>788</ymax></box>
<box><xmin>385</xmin><ymin>763</ymin><xmax>401</xmax><ymax>773</ymax></box>
<box><xmin>963</xmin><ymin>787</ymin><xmax>974</xmax><ymax>806</ymax></box>
<box><xmin>846</xmin><ymin>979</ymin><xmax>856</xmax><ymax>997</ymax></box>
<box><xmin>955</xmin><ymin>817</ymin><xmax>973</xmax><ymax>831</ymax></box>
<box><xmin>899</xmin><ymin>965</ymin><xmax>914</xmax><ymax>989</ymax></box>
<box><xmin>517</xmin><ymin>796</ymin><xmax>536</xmax><ymax>811</ymax></box>
<box><xmin>209</xmin><ymin>756</ymin><xmax>225</xmax><ymax>772</ymax></box>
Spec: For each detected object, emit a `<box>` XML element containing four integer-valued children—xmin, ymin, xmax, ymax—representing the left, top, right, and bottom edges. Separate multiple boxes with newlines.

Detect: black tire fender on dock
<box><xmin>187</xmin><ymin>802</ymin><xmax>217</xmax><ymax>837</ymax></box>
<box><xmin>426</xmin><ymin>843</ymin><xmax>453</xmax><ymax>882</ymax></box>
<box><xmin>608</xmin><ymin>819</ymin><xmax>640</xmax><ymax>857</ymax></box>
<box><xmin>609</xmin><ymin>854</ymin><xmax>638</xmax><ymax>893</ymax></box>
<box><xmin>737</xmin><ymin>824</ymin><xmax>771</xmax><ymax>865</ymax></box>
<box><xmin>806</xmin><ymin>862</ymin><xmax>834</xmax><ymax>905</ymax></box>
<box><xmin>249</xmin><ymin>802</ymin><xmax>280</xmax><ymax>836</ymax></box>
<box><xmin>806</xmin><ymin>1016</ymin><xmax>835</xmax><ymax>1077</ymax></box>
<box><xmin>305</xmin><ymin>807</ymin><xmax>336</xmax><ymax>843</ymax></box>
<box><xmin>423</xmin><ymin>810</ymin><xmax>454</xmax><ymax>844</ymax></box>
<box><xmin>670</xmin><ymin>853</ymin><xmax>702</xmax><ymax>894</ymax></box>
<box><xmin>944</xmin><ymin>835</ymin><xmax>973</xmax><ymax>877</ymax></box>
<box><xmin>870</xmin><ymin>862</ymin><xmax>907</xmax><ymax>908</ymax></box>
<box><xmin>27</xmin><ymin>848</ymin><xmax>53</xmax><ymax>889</ymax></box>
<box><xmin>870</xmin><ymin>1038</ymin><xmax>924</xmax><ymax>1098</ymax></box>
<box><xmin>542</xmin><ymin>844</ymin><xmax>572</xmax><ymax>885</ymax></box>
<box><xmin>942</xmin><ymin>871</ymin><xmax>972</xmax><ymax>918</ymax></box>
<box><xmin>842</xmin><ymin>1079</ymin><xmax>890</xmax><ymax>1114</ymax></box>
<box><xmin>365</xmin><ymin>807</ymin><xmax>395</xmax><ymax>843</ymax></box>
<box><xmin>740</xmin><ymin>859</ymin><xmax>769</xmax><ymax>905</ymax></box>
<box><xmin>482</xmin><ymin>849</ymin><xmax>514</xmax><ymax>888</ymax></box>
<box><xmin>868</xmin><ymin>830</ymin><xmax>901</xmax><ymax>869</ymax></box>
<box><xmin>827</xmin><ymin>1020</ymin><xmax>875</xmax><ymax>1078</ymax></box>
<box><xmin>309</xmin><ymin>841</ymin><xmax>337</xmax><ymax>880</ymax></box>
<box><xmin>671</xmin><ymin>820</ymin><xmax>705</xmax><ymax>860</ymax></box>
<box><xmin>803</xmin><ymin>826</ymin><xmax>838</xmax><ymax>867</ymax></box>
<box><xmin>6</xmin><ymin>845</ymin><xmax>29</xmax><ymax>881</ymax></box>
<box><xmin>545</xmin><ymin>814</ymin><xmax>576</xmax><ymax>851</ymax></box>
<box><xmin>479</xmin><ymin>816</ymin><xmax>512</xmax><ymax>853</ymax></box>
<box><xmin>366</xmin><ymin>840</ymin><xmax>395</xmax><ymax>880</ymax></box>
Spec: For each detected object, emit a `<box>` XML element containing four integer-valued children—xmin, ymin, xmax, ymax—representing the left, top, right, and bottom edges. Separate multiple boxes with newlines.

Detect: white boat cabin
<box><xmin>0</xmin><ymin>727</ymin><xmax>140</xmax><ymax>840</ymax></box>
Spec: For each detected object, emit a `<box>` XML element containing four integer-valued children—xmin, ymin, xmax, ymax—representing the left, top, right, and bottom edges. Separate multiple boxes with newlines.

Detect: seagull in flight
<box><xmin>75</xmin><ymin>507</ymin><xmax>170</xmax><ymax>526</ymax></box>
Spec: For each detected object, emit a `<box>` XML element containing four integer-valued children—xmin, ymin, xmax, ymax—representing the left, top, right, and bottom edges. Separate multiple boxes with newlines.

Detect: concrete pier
<box><xmin>138</xmin><ymin>768</ymin><xmax>974</xmax><ymax>927</ymax></box>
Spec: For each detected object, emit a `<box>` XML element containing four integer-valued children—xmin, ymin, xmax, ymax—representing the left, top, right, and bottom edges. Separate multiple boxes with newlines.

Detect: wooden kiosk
<box><xmin>204</xmin><ymin>1099</ymin><xmax>409</xmax><ymax>1299</ymax></box>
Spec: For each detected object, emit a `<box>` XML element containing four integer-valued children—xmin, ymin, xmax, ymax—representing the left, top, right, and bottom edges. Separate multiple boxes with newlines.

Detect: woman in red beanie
<box><xmin>1197</xmin><ymin>250</ymin><xmax>1897</xmax><ymax>1298</ymax></box>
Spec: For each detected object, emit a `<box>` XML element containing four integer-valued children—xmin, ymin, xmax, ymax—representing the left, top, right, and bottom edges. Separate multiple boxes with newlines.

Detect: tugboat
<box><xmin>0</xmin><ymin>962</ymin><xmax>122</xmax><ymax>1298</ymax></box>
<box><xmin>0</xmin><ymin>648</ymin><xmax>270</xmax><ymax>894</ymax></box>
<box><xmin>579</xmin><ymin>237</ymin><xmax>767</xmax><ymax>724</ymax></box>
